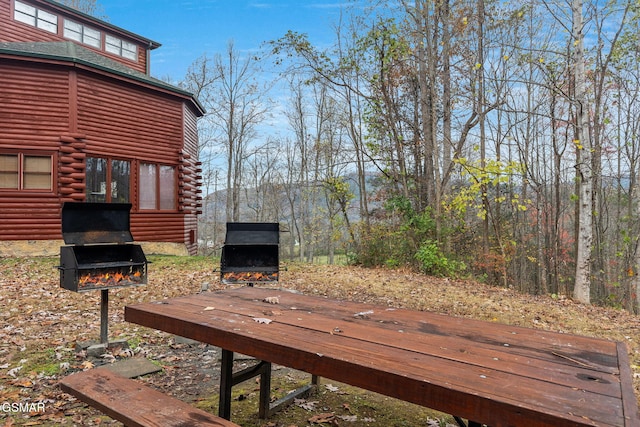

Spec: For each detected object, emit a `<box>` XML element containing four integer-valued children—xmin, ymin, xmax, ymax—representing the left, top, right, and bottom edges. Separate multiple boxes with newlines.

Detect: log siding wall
<box><xmin>76</xmin><ymin>74</ymin><xmax>184</xmax><ymax>162</ymax></box>
<box><xmin>0</xmin><ymin>62</ymin><xmax>68</xmax><ymax>240</ymax></box>
<box><xmin>180</xmin><ymin>103</ymin><xmax>202</xmax><ymax>255</ymax></box>
<box><xmin>0</xmin><ymin>1</ymin><xmax>204</xmax><ymax>254</ymax></box>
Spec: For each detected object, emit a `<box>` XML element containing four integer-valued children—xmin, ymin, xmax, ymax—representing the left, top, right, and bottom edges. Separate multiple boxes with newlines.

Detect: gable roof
<box><xmin>0</xmin><ymin>40</ymin><xmax>205</xmax><ymax>116</ymax></box>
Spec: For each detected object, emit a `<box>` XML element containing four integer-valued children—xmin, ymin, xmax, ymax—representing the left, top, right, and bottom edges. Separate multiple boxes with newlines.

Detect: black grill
<box><xmin>58</xmin><ymin>202</ymin><xmax>148</xmax><ymax>292</ymax></box>
<box><xmin>220</xmin><ymin>222</ymin><xmax>279</xmax><ymax>284</ymax></box>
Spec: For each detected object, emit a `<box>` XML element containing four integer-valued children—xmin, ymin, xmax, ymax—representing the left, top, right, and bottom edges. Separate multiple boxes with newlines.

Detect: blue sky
<box><xmin>98</xmin><ymin>0</ymin><xmax>345</xmax><ymax>81</ymax></box>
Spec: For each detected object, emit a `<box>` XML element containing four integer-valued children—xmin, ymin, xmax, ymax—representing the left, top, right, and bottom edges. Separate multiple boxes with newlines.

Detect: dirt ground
<box><xmin>0</xmin><ymin>256</ymin><xmax>639</xmax><ymax>426</ymax></box>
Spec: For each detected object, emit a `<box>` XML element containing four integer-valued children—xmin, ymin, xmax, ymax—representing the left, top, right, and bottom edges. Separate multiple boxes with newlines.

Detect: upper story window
<box><xmin>14</xmin><ymin>0</ymin><xmax>57</xmax><ymax>34</ymax></box>
<box><xmin>0</xmin><ymin>153</ymin><xmax>53</xmax><ymax>191</ymax></box>
<box><xmin>13</xmin><ymin>1</ymin><xmax>142</xmax><ymax>63</ymax></box>
<box><xmin>64</xmin><ymin>19</ymin><xmax>101</xmax><ymax>48</ymax></box>
<box><xmin>105</xmin><ymin>35</ymin><xmax>137</xmax><ymax>61</ymax></box>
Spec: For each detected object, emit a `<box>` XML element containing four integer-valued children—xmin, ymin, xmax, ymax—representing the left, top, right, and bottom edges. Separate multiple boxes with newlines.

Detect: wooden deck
<box><xmin>124</xmin><ymin>287</ymin><xmax>640</xmax><ymax>426</ymax></box>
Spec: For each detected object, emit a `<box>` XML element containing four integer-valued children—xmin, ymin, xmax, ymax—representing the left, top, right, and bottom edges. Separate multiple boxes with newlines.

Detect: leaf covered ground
<box><xmin>0</xmin><ymin>256</ymin><xmax>639</xmax><ymax>426</ymax></box>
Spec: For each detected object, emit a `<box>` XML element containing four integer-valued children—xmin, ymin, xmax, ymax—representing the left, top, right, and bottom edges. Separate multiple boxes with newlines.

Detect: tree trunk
<box><xmin>572</xmin><ymin>0</ymin><xmax>592</xmax><ymax>304</ymax></box>
<box><xmin>476</xmin><ymin>0</ymin><xmax>491</xmax><ymax>276</ymax></box>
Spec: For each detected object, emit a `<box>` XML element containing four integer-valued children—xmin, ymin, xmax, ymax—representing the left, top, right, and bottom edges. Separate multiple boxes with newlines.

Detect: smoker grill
<box><xmin>220</xmin><ymin>222</ymin><xmax>279</xmax><ymax>284</ymax></box>
<box><xmin>58</xmin><ymin>202</ymin><xmax>148</xmax><ymax>292</ymax></box>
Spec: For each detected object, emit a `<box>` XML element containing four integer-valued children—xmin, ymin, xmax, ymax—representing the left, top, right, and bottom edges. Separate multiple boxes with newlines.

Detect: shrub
<box><xmin>415</xmin><ymin>240</ymin><xmax>458</xmax><ymax>277</ymax></box>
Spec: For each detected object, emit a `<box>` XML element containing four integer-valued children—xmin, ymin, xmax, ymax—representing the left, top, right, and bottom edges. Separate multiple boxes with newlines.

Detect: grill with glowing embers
<box><xmin>78</xmin><ymin>269</ymin><xmax>143</xmax><ymax>288</ymax></box>
<box><xmin>220</xmin><ymin>223</ymin><xmax>279</xmax><ymax>285</ymax></box>
<box><xmin>58</xmin><ymin>202</ymin><xmax>148</xmax><ymax>292</ymax></box>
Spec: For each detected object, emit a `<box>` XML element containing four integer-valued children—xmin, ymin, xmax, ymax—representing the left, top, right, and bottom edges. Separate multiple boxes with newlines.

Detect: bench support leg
<box><xmin>219</xmin><ymin>349</ymin><xmax>234</xmax><ymax>420</ymax></box>
<box><xmin>218</xmin><ymin>349</ymin><xmax>319</xmax><ymax>420</ymax></box>
<box><xmin>219</xmin><ymin>349</ymin><xmax>271</xmax><ymax>419</ymax></box>
<box><xmin>453</xmin><ymin>416</ymin><xmax>484</xmax><ymax>427</ymax></box>
<box><xmin>258</xmin><ymin>361</ymin><xmax>271</xmax><ymax>418</ymax></box>
<box><xmin>265</xmin><ymin>374</ymin><xmax>318</xmax><ymax>418</ymax></box>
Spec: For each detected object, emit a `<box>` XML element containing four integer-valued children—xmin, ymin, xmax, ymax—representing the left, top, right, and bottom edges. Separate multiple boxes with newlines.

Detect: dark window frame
<box><xmin>85</xmin><ymin>156</ymin><xmax>131</xmax><ymax>203</ymax></box>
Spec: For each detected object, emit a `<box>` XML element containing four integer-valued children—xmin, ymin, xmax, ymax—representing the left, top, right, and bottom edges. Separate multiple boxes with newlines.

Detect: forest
<box><xmin>173</xmin><ymin>0</ymin><xmax>640</xmax><ymax>313</ymax></box>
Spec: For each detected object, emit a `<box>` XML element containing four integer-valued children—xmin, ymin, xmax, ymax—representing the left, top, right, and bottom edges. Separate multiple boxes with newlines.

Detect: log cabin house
<box><xmin>0</xmin><ymin>0</ymin><xmax>205</xmax><ymax>255</ymax></box>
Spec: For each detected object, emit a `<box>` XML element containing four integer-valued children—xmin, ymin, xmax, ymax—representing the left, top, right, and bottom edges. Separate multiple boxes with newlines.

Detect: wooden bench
<box><xmin>59</xmin><ymin>368</ymin><xmax>240</xmax><ymax>427</ymax></box>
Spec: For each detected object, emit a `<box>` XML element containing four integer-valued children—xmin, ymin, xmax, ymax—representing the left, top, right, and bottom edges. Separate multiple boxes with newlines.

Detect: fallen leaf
<box><xmin>263</xmin><ymin>309</ymin><xmax>283</xmax><ymax>316</ymax></box>
<box><xmin>325</xmin><ymin>384</ymin><xmax>340</xmax><ymax>392</ymax></box>
<box><xmin>7</xmin><ymin>366</ymin><xmax>22</xmax><ymax>378</ymax></box>
<box><xmin>353</xmin><ymin>310</ymin><xmax>374</xmax><ymax>318</ymax></box>
<box><xmin>295</xmin><ymin>399</ymin><xmax>318</xmax><ymax>410</ymax></box>
<box><xmin>80</xmin><ymin>361</ymin><xmax>94</xmax><ymax>370</ymax></box>
<box><xmin>253</xmin><ymin>317</ymin><xmax>273</xmax><ymax>324</ymax></box>
<box><xmin>11</xmin><ymin>378</ymin><xmax>33</xmax><ymax>388</ymax></box>
<box><xmin>264</xmin><ymin>296</ymin><xmax>280</xmax><ymax>304</ymax></box>
<box><xmin>203</xmin><ymin>306</ymin><xmax>215</xmax><ymax>311</ymax></box>
<box><xmin>308</xmin><ymin>413</ymin><xmax>335</xmax><ymax>424</ymax></box>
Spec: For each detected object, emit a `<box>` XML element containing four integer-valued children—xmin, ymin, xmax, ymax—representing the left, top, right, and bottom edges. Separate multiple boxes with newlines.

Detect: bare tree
<box><xmin>58</xmin><ymin>0</ymin><xmax>106</xmax><ymax>19</ymax></box>
<box><xmin>205</xmin><ymin>41</ymin><xmax>269</xmax><ymax>222</ymax></box>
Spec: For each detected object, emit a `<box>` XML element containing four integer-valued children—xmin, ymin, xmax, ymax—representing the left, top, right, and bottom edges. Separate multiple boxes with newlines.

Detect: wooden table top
<box><xmin>124</xmin><ymin>287</ymin><xmax>639</xmax><ymax>426</ymax></box>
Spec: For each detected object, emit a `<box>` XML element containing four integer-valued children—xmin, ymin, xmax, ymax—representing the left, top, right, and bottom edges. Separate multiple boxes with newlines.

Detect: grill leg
<box><xmin>100</xmin><ymin>290</ymin><xmax>108</xmax><ymax>344</ymax></box>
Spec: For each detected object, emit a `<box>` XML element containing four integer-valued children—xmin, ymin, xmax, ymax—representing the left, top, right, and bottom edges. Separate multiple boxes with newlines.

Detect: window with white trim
<box><xmin>64</xmin><ymin>19</ymin><xmax>101</xmax><ymax>48</ymax></box>
<box><xmin>0</xmin><ymin>153</ymin><xmax>52</xmax><ymax>191</ymax></box>
<box><xmin>105</xmin><ymin>34</ymin><xmax>138</xmax><ymax>61</ymax></box>
<box><xmin>14</xmin><ymin>1</ymin><xmax>57</xmax><ymax>34</ymax></box>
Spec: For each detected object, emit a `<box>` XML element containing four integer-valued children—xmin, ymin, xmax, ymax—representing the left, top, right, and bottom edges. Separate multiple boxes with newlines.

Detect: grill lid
<box><xmin>224</xmin><ymin>222</ymin><xmax>279</xmax><ymax>245</ymax></box>
<box><xmin>61</xmin><ymin>202</ymin><xmax>134</xmax><ymax>245</ymax></box>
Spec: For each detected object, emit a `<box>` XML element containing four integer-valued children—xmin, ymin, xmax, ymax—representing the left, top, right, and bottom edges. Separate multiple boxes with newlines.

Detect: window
<box><xmin>14</xmin><ymin>1</ymin><xmax>57</xmax><ymax>34</ymax></box>
<box><xmin>86</xmin><ymin>157</ymin><xmax>130</xmax><ymax>203</ymax></box>
<box><xmin>64</xmin><ymin>19</ymin><xmax>101</xmax><ymax>48</ymax></box>
<box><xmin>0</xmin><ymin>155</ymin><xmax>18</xmax><ymax>189</ymax></box>
<box><xmin>159</xmin><ymin>165</ymin><xmax>176</xmax><ymax>210</ymax></box>
<box><xmin>0</xmin><ymin>153</ymin><xmax>52</xmax><ymax>191</ymax></box>
<box><xmin>139</xmin><ymin>163</ymin><xmax>176</xmax><ymax>210</ymax></box>
<box><xmin>105</xmin><ymin>35</ymin><xmax>138</xmax><ymax>61</ymax></box>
